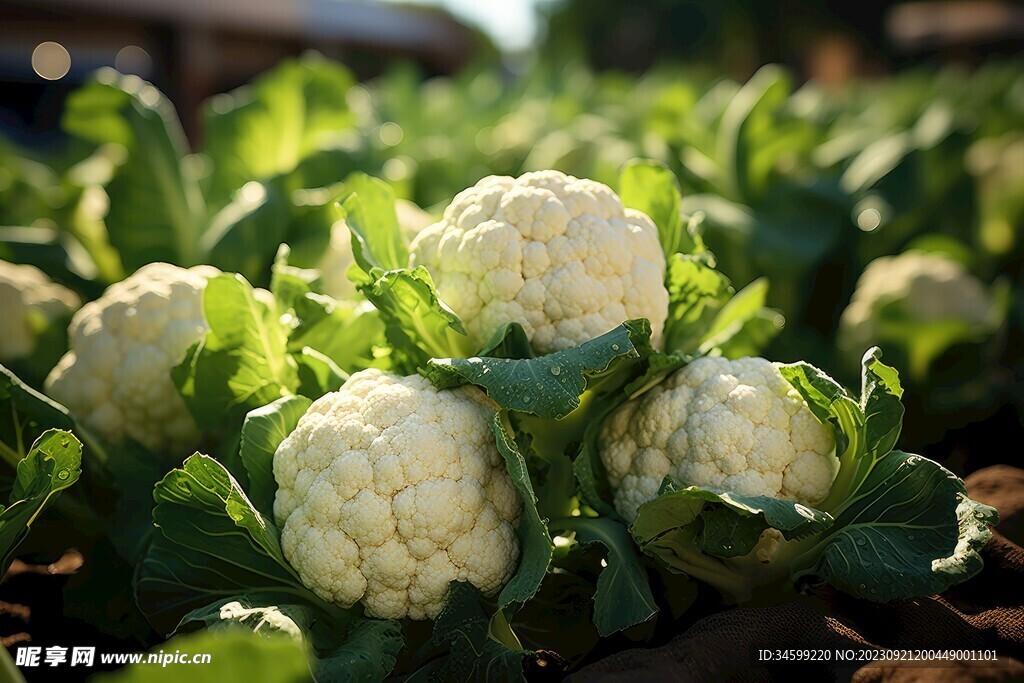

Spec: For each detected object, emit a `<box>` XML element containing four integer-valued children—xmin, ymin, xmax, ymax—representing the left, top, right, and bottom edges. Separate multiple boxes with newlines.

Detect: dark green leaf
<box><xmin>62</xmin><ymin>70</ymin><xmax>205</xmax><ymax>268</ymax></box>
<box><xmin>800</xmin><ymin>451</ymin><xmax>997</xmax><ymax>601</ymax></box>
<box><xmin>552</xmin><ymin>516</ymin><xmax>657</xmax><ymax>636</ymax></box>
<box><xmin>238</xmin><ymin>396</ymin><xmax>312</xmax><ymax>518</ymax></box>
<box><xmin>0</xmin><ymin>429</ymin><xmax>82</xmax><ymax>572</ymax></box>
<box><xmin>136</xmin><ymin>454</ymin><xmax>323</xmax><ymax>635</ymax></box>
<box><xmin>425</xmin><ymin>322</ymin><xmax>641</xmax><ymax>419</ymax></box>
<box><xmin>492</xmin><ymin>414</ymin><xmax>553</xmax><ymax>610</ymax></box>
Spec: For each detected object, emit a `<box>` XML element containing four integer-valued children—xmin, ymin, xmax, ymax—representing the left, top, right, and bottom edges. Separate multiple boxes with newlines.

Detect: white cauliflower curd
<box><xmin>0</xmin><ymin>260</ymin><xmax>81</xmax><ymax>361</ymax></box>
<box><xmin>45</xmin><ymin>262</ymin><xmax>218</xmax><ymax>453</ymax></box>
<box><xmin>273</xmin><ymin>369</ymin><xmax>521</xmax><ymax>620</ymax></box>
<box><xmin>409</xmin><ymin>170</ymin><xmax>669</xmax><ymax>354</ymax></box>
<box><xmin>598</xmin><ymin>356</ymin><xmax>837</xmax><ymax>522</ymax></box>
<box><xmin>839</xmin><ymin>251</ymin><xmax>993</xmax><ymax>357</ymax></box>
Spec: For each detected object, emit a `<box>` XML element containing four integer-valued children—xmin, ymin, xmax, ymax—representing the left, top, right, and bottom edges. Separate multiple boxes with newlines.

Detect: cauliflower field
<box><xmin>0</xmin><ymin>54</ymin><xmax>1021</xmax><ymax>682</ymax></box>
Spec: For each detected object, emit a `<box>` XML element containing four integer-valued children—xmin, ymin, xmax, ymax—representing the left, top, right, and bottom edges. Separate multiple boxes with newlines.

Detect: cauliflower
<box><xmin>45</xmin><ymin>262</ymin><xmax>218</xmax><ymax>453</ymax></box>
<box><xmin>839</xmin><ymin>252</ymin><xmax>991</xmax><ymax>360</ymax></box>
<box><xmin>319</xmin><ymin>199</ymin><xmax>434</xmax><ymax>300</ymax></box>
<box><xmin>409</xmin><ymin>170</ymin><xmax>668</xmax><ymax>355</ymax></box>
<box><xmin>0</xmin><ymin>260</ymin><xmax>80</xmax><ymax>361</ymax></box>
<box><xmin>273</xmin><ymin>369</ymin><xmax>521</xmax><ymax>620</ymax></box>
<box><xmin>598</xmin><ymin>356</ymin><xmax>836</xmax><ymax>522</ymax></box>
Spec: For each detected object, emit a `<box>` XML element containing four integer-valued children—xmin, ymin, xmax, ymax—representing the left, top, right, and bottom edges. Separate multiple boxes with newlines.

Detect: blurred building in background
<box><xmin>0</xmin><ymin>0</ymin><xmax>482</xmax><ymax>142</ymax></box>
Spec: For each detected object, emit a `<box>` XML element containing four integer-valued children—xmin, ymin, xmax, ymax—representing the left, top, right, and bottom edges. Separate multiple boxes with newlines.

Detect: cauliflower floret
<box><xmin>45</xmin><ymin>262</ymin><xmax>218</xmax><ymax>453</ymax></box>
<box><xmin>599</xmin><ymin>356</ymin><xmax>837</xmax><ymax>522</ymax></box>
<box><xmin>839</xmin><ymin>251</ymin><xmax>992</xmax><ymax>357</ymax></box>
<box><xmin>0</xmin><ymin>260</ymin><xmax>80</xmax><ymax>361</ymax></box>
<box><xmin>273</xmin><ymin>369</ymin><xmax>521</xmax><ymax>620</ymax></box>
<box><xmin>409</xmin><ymin>170</ymin><xmax>668</xmax><ymax>354</ymax></box>
<box><xmin>319</xmin><ymin>199</ymin><xmax>434</xmax><ymax>300</ymax></box>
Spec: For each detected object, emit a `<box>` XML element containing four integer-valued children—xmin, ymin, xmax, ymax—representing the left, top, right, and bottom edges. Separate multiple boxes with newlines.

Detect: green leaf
<box><xmin>426</xmin><ymin>582</ymin><xmax>526</xmax><ymax>683</ymax></box>
<box><xmin>62</xmin><ymin>69</ymin><xmax>205</xmax><ymax>268</ymax></box>
<box><xmin>0</xmin><ymin>429</ymin><xmax>82</xmax><ymax>572</ymax></box>
<box><xmin>202</xmin><ymin>54</ymin><xmax>356</xmax><ymax>211</ymax></box>
<box><xmin>287</xmin><ymin>294</ymin><xmax>387</xmax><ymax>374</ymax></box>
<box><xmin>425</xmin><ymin>322</ymin><xmax>642</xmax><ymax>419</ymax></box>
<box><xmin>89</xmin><ymin>628</ymin><xmax>311</xmax><ymax>683</ymax></box>
<box><xmin>620</xmin><ymin>159</ymin><xmax>701</xmax><ymax>255</ymax></box>
<box><xmin>357</xmin><ymin>266</ymin><xmax>471</xmax><ymax>373</ymax></box>
<box><xmin>633</xmin><ymin>483</ymin><xmax>833</xmax><ymax>554</ymax></box>
<box><xmin>492</xmin><ymin>414</ymin><xmax>553</xmax><ymax>610</ymax></box>
<box><xmin>178</xmin><ymin>595</ymin><xmax>402</xmax><ymax>683</ymax></box>
<box><xmin>177</xmin><ymin>594</ymin><xmax>315</xmax><ymax>639</ymax></box>
<box><xmin>269</xmin><ymin>244</ymin><xmax>321</xmax><ymax>313</ymax></box>
<box><xmin>0</xmin><ymin>364</ymin><xmax>76</xmax><ymax>469</ymax></box>
<box><xmin>200</xmin><ymin>181</ymin><xmax>292</xmax><ymax>282</ymax></box>
<box><xmin>314</xmin><ymin>618</ymin><xmax>403</xmax><ymax>683</ymax></box>
<box><xmin>238</xmin><ymin>396</ymin><xmax>312</xmax><ymax>518</ymax></box>
<box><xmin>294</xmin><ymin>347</ymin><xmax>348</xmax><ymax>398</ymax></box>
<box><xmin>551</xmin><ymin>516</ymin><xmax>657</xmax><ymax>636</ymax></box>
<box><xmin>859</xmin><ymin>347</ymin><xmax>904</xmax><ymax>460</ymax></box>
<box><xmin>662</xmin><ymin>254</ymin><xmax>732</xmax><ymax>354</ymax></box>
<box><xmin>173</xmin><ymin>274</ymin><xmax>299</xmax><ymax>431</ymax></box>
<box><xmin>136</xmin><ymin>454</ymin><xmax>324</xmax><ymax>635</ymax></box>
<box><xmin>341</xmin><ymin>173</ymin><xmax>409</xmax><ymax>272</ymax></box>
<box><xmin>799</xmin><ymin>451</ymin><xmax>997</xmax><ymax>601</ymax></box>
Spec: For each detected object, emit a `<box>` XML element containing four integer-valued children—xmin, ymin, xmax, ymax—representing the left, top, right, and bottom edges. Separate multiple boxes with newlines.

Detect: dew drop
<box><xmin>57</xmin><ymin>469</ymin><xmax>70</xmax><ymax>480</ymax></box>
<box><xmin>549</xmin><ymin>366</ymin><xmax>561</xmax><ymax>376</ymax></box>
<box><xmin>611</xmin><ymin>344</ymin><xmax>620</xmax><ymax>351</ymax></box>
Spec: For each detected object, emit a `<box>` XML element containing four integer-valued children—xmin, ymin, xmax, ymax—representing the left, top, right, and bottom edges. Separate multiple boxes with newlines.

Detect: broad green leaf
<box><xmin>425</xmin><ymin>322</ymin><xmax>642</xmax><ymax>419</ymax></box>
<box><xmin>178</xmin><ymin>595</ymin><xmax>402</xmax><ymax>683</ymax></box>
<box><xmin>0</xmin><ymin>429</ymin><xmax>82</xmax><ymax>572</ymax></box>
<box><xmin>202</xmin><ymin>55</ymin><xmax>356</xmax><ymax>211</ymax></box>
<box><xmin>238</xmin><ymin>396</ymin><xmax>312</xmax><ymax>518</ymax></box>
<box><xmin>717</xmin><ymin>65</ymin><xmax>792</xmax><ymax>200</ymax></box>
<box><xmin>269</xmin><ymin>244</ymin><xmax>320</xmax><ymax>313</ymax></box>
<box><xmin>342</xmin><ymin>173</ymin><xmax>409</xmax><ymax>272</ymax></box>
<box><xmin>173</xmin><ymin>274</ymin><xmax>299</xmax><ymax>431</ymax></box>
<box><xmin>619</xmin><ymin>159</ymin><xmax>701</xmax><ymax>255</ymax></box>
<box><xmin>62</xmin><ymin>69</ymin><xmax>205</xmax><ymax>268</ymax></box>
<box><xmin>0</xmin><ymin>364</ymin><xmax>76</xmax><ymax>469</ymax></box>
<box><xmin>315</xmin><ymin>618</ymin><xmax>403</xmax><ymax>683</ymax></box>
<box><xmin>294</xmin><ymin>347</ymin><xmax>347</xmax><ymax>398</ymax></box>
<box><xmin>424</xmin><ymin>582</ymin><xmax>526</xmax><ymax>683</ymax></box>
<box><xmin>177</xmin><ymin>594</ymin><xmax>314</xmax><ymax>639</ymax></box>
<box><xmin>798</xmin><ymin>451</ymin><xmax>997</xmax><ymax>601</ymax></box>
<box><xmin>662</xmin><ymin>254</ymin><xmax>732</xmax><ymax>354</ymax></box>
<box><xmin>697</xmin><ymin>277</ymin><xmax>771</xmax><ymax>353</ymax></box>
<box><xmin>287</xmin><ymin>294</ymin><xmax>387</xmax><ymax>373</ymax></box>
<box><xmin>90</xmin><ymin>628</ymin><xmax>311</xmax><ymax>683</ymax></box>
<box><xmin>200</xmin><ymin>181</ymin><xmax>291</xmax><ymax>282</ymax></box>
<box><xmin>632</xmin><ymin>483</ymin><xmax>832</xmax><ymax>556</ymax></box>
<box><xmin>357</xmin><ymin>266</ymin><xmax>471</xmax><ymax>373</ymax></box>
<box><xmin>551</xmin><ymin>516</ymin><xmax>657</xmax><ymax>636</ymax></box>
<box><xmin>492</xmin><ymin>414</ymin><xmax>553</xmax><ymax>610</ymax></box>
<box><xmin>136</xmin><ymin>454</ymin><xmax>325</xmax><ymax>635</ymax></box>
<box><xmin>859</xmin><ymin>347</ymin><xmax>904</xmax><ymax>460</ymax></box>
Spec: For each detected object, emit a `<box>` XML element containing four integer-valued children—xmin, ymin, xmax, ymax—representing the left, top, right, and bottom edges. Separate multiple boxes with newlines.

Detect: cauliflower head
<box><xmin>0</xmin><ymin>260</ymin><xmax>80</xmax><ymax>361</ymax></box>
<box><xmin>319</xmin><ymin>199</ymin><xmax>434</xmax><ymax>300</ymax></box>
<box><xmin>598</xmin><ymin>356</ymin><xmax>837</xmax><ymax>522</ymax></box>
<box><xmin>839</xmin><ymin>251</ymin><xmax>992</xmax><ymax>354</ymax></box>
<box><xmin>273</xmin><ymin>369</ymin><xmax>521</xmax><ymax>620</ymax></box>
<box><xmin>409</xmin><ymin>170</ymin><xmax>668</xmax><ymax>355</ymax></box>
<box><xmin>45</xmin><ymin>262</ymin><xmax>218</xmax><ymax>453</ymax></box>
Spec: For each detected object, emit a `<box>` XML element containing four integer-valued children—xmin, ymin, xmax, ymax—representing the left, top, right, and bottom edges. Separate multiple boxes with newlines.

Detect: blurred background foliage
<box><xmin>0</xmin><ymin>0</ymin><xmax>1022</xmax><ymax>472</ymax></box>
